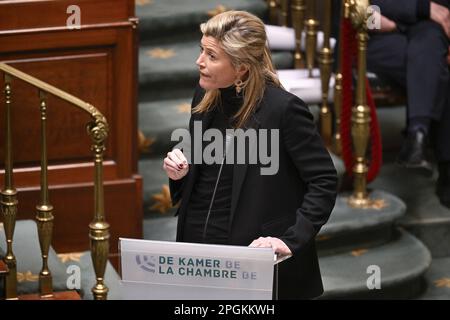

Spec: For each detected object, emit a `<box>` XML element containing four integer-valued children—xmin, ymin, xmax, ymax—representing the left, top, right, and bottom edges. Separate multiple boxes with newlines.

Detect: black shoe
<box><xmin>397</xmin><ymin>129</ymin><xmax>433</xmax><ymax>176</ymax></box>
<box><xmin>436</xmin><ymin>162</ymin><xmax>450</xmax><ymax>209</ymax></box>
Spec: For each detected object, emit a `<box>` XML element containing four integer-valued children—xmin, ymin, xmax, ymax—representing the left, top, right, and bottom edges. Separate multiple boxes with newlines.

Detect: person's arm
<box><xmin>278</xmin><ymin>96</ymin><xmax>338</xmax><ymax>254</ymax></box>
<box><xmin>371</xmin><ymin>0</ymin><xmax>429</xmax><ymax>24</ymax></box>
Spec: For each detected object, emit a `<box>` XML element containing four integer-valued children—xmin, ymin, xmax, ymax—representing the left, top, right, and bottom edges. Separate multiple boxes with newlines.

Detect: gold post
<box><xmin>333</xmin><ymin>72</ymin><xmax>343</xmax><ymax>155</ymax></box>
<box><xmin>1</xmin><ymin>74</ymin><xmax>18</xmax><ymax>299</ymax></box>
<box><xmin>36</xmin><ymin>90</ymin><xmax>54</xmax><ymax>298</ymax></box>
<box><xmin>305</xmin><ymin>0</ymin><xmax>319</xmax><ymax>77</ymax></box>
<box><xmin>267</xmin><ymin>0</ymin><xmax>279</xmax><ymax>25</ymax></box>
<box><xmin>318</xmin><ymin>0</ymin><xmax>334</xmax><ymax>147</ymax></box>
<box><xmin>348</xmin><ymin>0</ymin><xmax>371</xmax><ymax>207</ymax></box>
<box><xmin>88</xmin><ymin>111</ymin><xmax>110</xmax><ymax>300</ymax></box>
<box><xmin>291</xmin><ymin>0</ymin><xmax>307</xmax><ymax>69</ymax></box>
<box><xmin>279</xmin><ymin>0</ymin><xmax>289</xmax><ymax>26</ymax></box>
<box><xmin>332</xmin><ymin>0</ymin><xmax>349</xmax><ymax>156</ymax></box>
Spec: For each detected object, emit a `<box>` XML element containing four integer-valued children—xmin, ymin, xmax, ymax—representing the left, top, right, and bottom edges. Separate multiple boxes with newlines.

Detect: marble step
<box><xmin>138</xmin><ymin>40</ymin><xmax>293</xmax><ymax>102</ymax></box>
<box><xmin>416</xmin><ymin>256</ymin><xmax>450</xmax><ymax>300</ymax></box>
<box><xmin>138</xmin><ymin>98</ymin><xmax>191</xmax><ymax>158</ymax></box>
<box><xmin>317</xmin><ymin>190</ymin><xmax>406</xmax><ymax>256</ymax></box>
<box><xmin>320</xmin><ymin>229</ymin><xmax>431</xmax><ymax>299</ymax></box>
<box><xmin>369</xmin><ymin>159</ymin><xmax>450</xmax><ymax>258</ymax></box>
<box><xmin>139</xmin><ymin>157</ymin><xmax>179</xmax><ymax>217</ymax></box>
<box><xmin>136</xmin><ymin>0</ymin><xmax>267</xmax><ymax>42</ymax></box>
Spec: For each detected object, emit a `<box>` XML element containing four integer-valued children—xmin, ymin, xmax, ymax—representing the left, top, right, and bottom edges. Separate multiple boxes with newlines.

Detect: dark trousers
<box><xmin>367</xmin><ymin>20</ymin><xmax>450</xmax><ymax>161</ymax></box>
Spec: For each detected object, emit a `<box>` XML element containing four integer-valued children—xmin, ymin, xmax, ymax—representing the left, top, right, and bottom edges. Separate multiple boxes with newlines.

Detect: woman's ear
<box><xmin>236</xmin><ymin>64</ymin><xmax>249</xmax><ymax>79</ymax></box>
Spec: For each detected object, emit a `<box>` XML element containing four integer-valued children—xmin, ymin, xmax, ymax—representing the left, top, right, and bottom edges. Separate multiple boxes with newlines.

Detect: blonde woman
<box><xmin>163</xmin><ymin>11</ymin><xmax>337</xmax><ymax>299</ymax></box>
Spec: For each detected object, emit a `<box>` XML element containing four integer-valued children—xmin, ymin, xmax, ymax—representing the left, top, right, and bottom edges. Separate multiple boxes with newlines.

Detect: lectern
<box><xmin>119</xmin><ymin>239</ymin><xmax>282</xmax><ymax>300</ymax></box>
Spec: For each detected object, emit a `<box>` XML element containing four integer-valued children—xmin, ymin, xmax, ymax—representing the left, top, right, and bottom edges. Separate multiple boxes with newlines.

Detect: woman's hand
<box><xmin>163</xmin><ymin>148</ymin><xmax>189</xmax><ymax>180</ymax></box>
<box><xmin>249</xmin><ymin>236</ymin><xmax>292</xmax><ymax>257</ymax></box>
<box><xmin>379</xmin><ymin>14</ymin><xmax>397</xmax><ymax>32</ymax></box>
<box><xmin>371</xmin><ymin>10</ymin><xmax>397</xmax><ymax>33</ymax></box>
<box><xmin>431</xmin><ymin>1</ymin><xmax>450</xmax><ymax>38</ymax></box>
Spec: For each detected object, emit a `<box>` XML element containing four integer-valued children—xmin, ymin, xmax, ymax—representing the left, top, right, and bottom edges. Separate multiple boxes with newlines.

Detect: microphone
<box><xmin>202</xmin><ymin>131</ymin><xmax>234</xmax><ymax>243</ymax></box>
<box><xmin>222</xmin><ymin>132</ymin><xmax>234</xmax><ymax>164</ymax></box>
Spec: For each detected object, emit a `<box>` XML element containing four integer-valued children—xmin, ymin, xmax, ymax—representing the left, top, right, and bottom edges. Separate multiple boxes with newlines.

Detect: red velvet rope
<box><xmin>340</xmin><ymin>17</ymin><xmax>382</xmax><ymax>182</ymax></box>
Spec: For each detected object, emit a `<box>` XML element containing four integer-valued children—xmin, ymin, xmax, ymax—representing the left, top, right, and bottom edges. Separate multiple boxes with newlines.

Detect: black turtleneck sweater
<box><xmin>182</xmin><ymin>85</ymin><xmax>242</xmax><ymax>244</ymax></box>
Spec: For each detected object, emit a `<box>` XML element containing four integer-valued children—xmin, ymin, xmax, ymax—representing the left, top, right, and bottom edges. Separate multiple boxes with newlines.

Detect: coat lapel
<box><xmin>229</xmin><ymin>110</ymin><xmax>262</xmax><ymax>229</ymax></box>
<box><xmin>181</xmin><ymin>105</ymin><xmax>263</xmax><ymax>232</ymax></box>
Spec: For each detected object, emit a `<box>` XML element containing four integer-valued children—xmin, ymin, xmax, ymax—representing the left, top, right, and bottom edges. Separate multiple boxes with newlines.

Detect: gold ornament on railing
<box><xmin>305</xmin><ymin>0</ymin><xmax>319</xmax><ymax>77</ymax></box>
<box><xmin>279</xmin><ymin>0</ymin><xmax>289</xmax><ymax>26</ymax></box>
<box><xmin>332</xmin><ymin>0</ymin><xmax>348</xmax><ymax>156</ymax></box>
<box><xmin>0</xmin><ymin>62</ymin><xmax>111</xmax><ymax>300</ymax></box>
<box><xmin>267</xmin><ymin>0</ymin><xmax>279</xmax><ymax>25</ymax></box>
<box><xmin>347</xmin><ymin>0</ymin><xmax>372</xmax><ymax>208</ymax></box>
<box><xmin>291</xmin><ymin>0</ymin><xmax>306</xmax><ymax>69</ymax></box>
<box><xmin>36</xmin><ymin>90</ymin><xmax>55</xmax><ymax>298</ymax></box>
<box><xmin>318</xmin><ymin>0</ymin><xmax>334</xmax><ymax>148</ymax></box>
<box><xmin>1</xmin><ymin>75</ymin><xmax>18</xmax><ymax>299</ymax></box>
<box><xmin>87</xmin><ymin>108</ymin><xmax>110</xmax><ymax>300</ymax></box>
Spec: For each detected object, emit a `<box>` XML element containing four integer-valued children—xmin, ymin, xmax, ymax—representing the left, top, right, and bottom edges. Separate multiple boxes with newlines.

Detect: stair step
<box><xmin>320</xmin><ymin>229</ymin><xmax>431</xmax><ymax>299</ymax></box>
<box><xmin>139</xmin><ymin>98</ymin><xmax>191</xmax><ymax>158</ymax></box>
<box><xmin>144</xmin><ymin>215</ymin><xmax>178</xmax><ymax>242</ymax></box>
<box><xmin>137</xmin><ymin>0</ymin><xmax>267</xmax><ymax>42</ymax></box>
<box><xmin>317</xmin><ymin>190</ymin><xmax>406</xmax><ymax>255</ymax></box>
<box><xmin>18</xmin><ymin>290</ymin><xmax>81</xmax><ymax>300</ymax></box>
<box><xmin>139</xmin><ymin>157</ymin><xmax>178</xmax><ymax>216</ymax></box>
<box><xmin>58</xmin><ymin>251</ymin><xmax>122</xmax><ymax>300</ymax></box>
<box><xmin>369</xmin><ymin>160</ymin><xmax>450</xmax><ymax>257</ymax></box>
<box><xmin>139</xmin><ymin>40</ymin><xmax>293</xmax><ymax>101</ymax></box>
<box><xmin>417</xmin><ymin>256</ymin><xmax>450</xmax><ymax>300</ymax></box>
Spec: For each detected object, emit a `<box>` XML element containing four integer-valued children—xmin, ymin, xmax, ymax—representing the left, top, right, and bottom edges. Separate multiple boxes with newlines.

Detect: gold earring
<box><xmin>234</xmin><ymin>79</ymin><xmax>243</xmax><ymax>94</ymax></box>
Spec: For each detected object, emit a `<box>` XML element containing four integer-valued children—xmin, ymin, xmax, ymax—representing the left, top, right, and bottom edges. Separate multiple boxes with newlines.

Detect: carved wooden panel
<box><xmin>0</xmin><ymin>0</ymin><xmax>142</xmax><ymax>256</ymax></box>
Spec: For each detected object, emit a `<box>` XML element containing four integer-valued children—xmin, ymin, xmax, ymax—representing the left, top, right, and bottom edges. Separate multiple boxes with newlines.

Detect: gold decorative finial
<box><xmin>349</xmin><ymin>0</ymin><xmax>370</xmax><ymax>30</ymax></box>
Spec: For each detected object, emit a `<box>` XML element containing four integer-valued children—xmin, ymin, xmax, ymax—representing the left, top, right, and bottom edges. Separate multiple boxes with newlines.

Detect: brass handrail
<box><xmin>0</xmin><ymin>62</ymin><xmax>110</xmax><ymax>300</ymax></box>
<box><xmin>0</xmin><ymin>63</ymin><xmax>97</xmax><ymax>116</ymax></box>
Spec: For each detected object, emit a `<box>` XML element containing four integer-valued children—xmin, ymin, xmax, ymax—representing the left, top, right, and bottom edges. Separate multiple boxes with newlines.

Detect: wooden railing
<box><xmin>0</xmin><ymin>62</ymin><xmax>110</xmax><ymax>300</ymax></box>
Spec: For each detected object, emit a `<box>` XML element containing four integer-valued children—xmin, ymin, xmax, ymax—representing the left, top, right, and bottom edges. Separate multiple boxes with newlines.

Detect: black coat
<box><xmin>169</xmin><ymin>84</ymin><xmax>338</xmax><ymax>299</ymax></box>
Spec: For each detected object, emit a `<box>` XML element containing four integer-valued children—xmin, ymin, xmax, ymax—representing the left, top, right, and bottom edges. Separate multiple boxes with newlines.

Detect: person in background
<box><xmin>367</xmin><ymin>0</ymin><xmax>450</xmax><ymax>208</ymax></box>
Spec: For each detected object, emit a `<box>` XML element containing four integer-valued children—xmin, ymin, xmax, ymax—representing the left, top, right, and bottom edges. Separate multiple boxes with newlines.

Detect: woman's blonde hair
<box><xmin>193</xmin><ymin>10</ymin><xmax>281</xmax><ymax>128</ymax></box>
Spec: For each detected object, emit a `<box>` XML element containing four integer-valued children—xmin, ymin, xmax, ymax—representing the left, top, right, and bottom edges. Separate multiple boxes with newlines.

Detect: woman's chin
<box><xmin>198</xmin><ymin>79</ymin><xmax>215</xmax><ymax>90</ymax></box>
